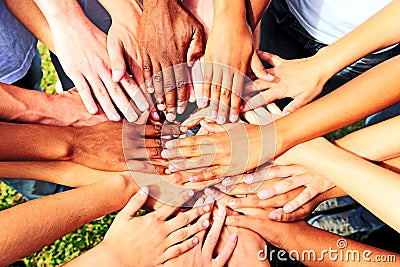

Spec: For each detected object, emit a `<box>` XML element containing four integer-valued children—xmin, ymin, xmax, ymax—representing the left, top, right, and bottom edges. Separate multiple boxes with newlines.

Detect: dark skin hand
<box><xmin>140</xmin><ymin>0</ymin><xmax>205</xmax><ymax>121</ymax></box>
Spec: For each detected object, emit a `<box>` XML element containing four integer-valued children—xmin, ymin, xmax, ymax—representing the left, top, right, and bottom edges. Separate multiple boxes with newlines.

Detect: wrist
<box><xmin>100</xmin><ymin>0</ymin><xmax>142</xmax><ymax>19</ymax></box>
<box><xmin>213</xmin><ymin>0</ymin><xmax>246</xmax><ymax>18</ymax></box>
<box><xmin>312</xmin><ymin>47</ymin><xmax>343</xmax><ymax>82</ymax></box>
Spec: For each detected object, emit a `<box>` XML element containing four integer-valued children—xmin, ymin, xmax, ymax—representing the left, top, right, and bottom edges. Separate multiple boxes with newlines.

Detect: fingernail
<box><xmin>204</xmin><ymin>188</ymin><xmax>214</xmax><ymax>196</ymax></box>
<box><xmin>152</xmin><ymin>111</ymin><xmax>160</xmax><ymax>120</ymax></box>
<box><xmin>189</xmin><ymin>176</ymin><xmax>198</xmax><ymax>182</ymax></box>
<box><xmin>282</xmin><ymin>111</ymin><xmax>291</xmax><ymax>117</ymax></box>
<box><xmin>197</xmin><ymin>97</ymin><xmax>208</xmax><ymax>108</ymax></box>
<box><xmin>112</xmin><ymin>70</ymin><xmax>124</xmax><ymax>82</ymax></box>
<box><xmin>89</xmin><ymin>106</ymin><xmax>98</xmax><ymax>114</ymax></box>
<box><xmin>258</xmin><ymin>190</ymin><xmax>269</xmax><ymax>200</ymax></box>
<box><xmin>146</xmin><ymin>79</ymin><xmax>154</xmax><ymax>93</ymax></box>
<box><xmin>164</xmin><ymin>169</ymin><xmax>171</xmax><ymax>175</ymax></box>
<box><xmin>205</xmin><ymin>195</ymin><xmax>214</xmax><ymax>205</ymax></box>
<box><xmin>218</xmin><ymin>206</ymin><xmax>226</xmax><ymax>217</ymax></box>
<box><xmin>222</xmin><ymin>177</ymin><xmax>231</xmax><ymax>186</ymax></box>
<box><xmin>139</xmin><ymin>186</ymin><xmax>149</xmax><ymax>196</ymax></box>
<box><xmin>165</xmin><ymin>141</ymin><xmax>173</xmax><ymax>149</ymax></box>
<box><xmin>111</xmin><ymin>114</ymin><xmax>121</xmax><ymax>121</ymax></box>
<box><xmin>244</xmin><ymin>174</ymin><xmax>254</xmax><ymax>184</ymax></box>
<box><xmin>217</xmin><ymin>115</ymin><xmax>226</xmax><ymax>124</ymax></box>
<box><xmin>240</xmin><ymin>105</ymin><xmax>244</xmax><ymax>111</ymax></box>
<box><xmin>166</xmin><ymin>113</ymin><xmax>176</xmax><ymax>122</ymax></box>
<box><xmin>202</xmin><ymin>220</ymin><xmax>210</xmax><ymax>228</ymax></box>
<box><xmin>265</xmin><ymin>73</ymin><xmax>275</xmax><ymax>81</ymax></box>
<box><xmin>177</xmin><ymin>103</ymin><xmax>187</xmax><ymax>114</ymax></box>
<box><xmin>161</xmin><ymin>150</ymin><xmax>170</xmax><ymax>158</ymax></box>
<box><xmin>210</xmin><ymin>110</ymin><xmax>217</xmax><ymax>119</ymax></box>
<box><xmin>228</xmin><ymin>199</ymin><xmax>236</xmax><ymax>208</ymax></box>
<box><xmin>283</xmin><ymin>204</ymin><xmax>294</xmax><ymax>213</ymax></box>
<box><xmin>203</xmin><ymin>204</ymin><xmax>210</xmax><ymax>212</ymax></box>
<box><xmin>230</xmin><ymin>233</ymin><xmax>238</xmax><ymax>242</ymax></box>
<box><xmin>157</xmin><ymin>103</ymin><xmax>166</xmax><ymax>111</ymax></box>
<box><xmin>169</xmin><ymin>164</ymin><xmax>177</xmax><ymax>171</ymax></box>
<box><xmin>269</xmin><ymin>211</ymin><xmax>282</xmax><ymax>221</ymax></box>
<box><xmin>187</xmin><ymin>190</ymin><xmax>194</xmax><ymax>197</ymax></box>
<box><xmin>138</xmin><ymin>101</ymin><xmax>150</xmax><ymax>112</ymax></box>
<box><xmin>180</xmin><ymin>126</ymin><xmax>188</xmax><ymax>133</ymax></box>
<box><xmin>194</xmin><ymin>198</ymin><xmax>204</xmax><ymax>207</ymax></box>
<box><xmin>192</xmin><ymin>236</ymin><xmax>199</xmax><ymax>244</ymax></box>
<box><xmin>230</xmin><ymin>114</ymin><xmax>238</xmax><ymax>122</ymax></box>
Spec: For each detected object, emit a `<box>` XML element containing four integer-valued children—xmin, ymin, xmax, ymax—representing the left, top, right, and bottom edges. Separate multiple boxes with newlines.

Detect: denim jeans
<box><xmin>260</xmin><ymin>0</ymin><xmax>400</xmax><ymax>231</ymax></box>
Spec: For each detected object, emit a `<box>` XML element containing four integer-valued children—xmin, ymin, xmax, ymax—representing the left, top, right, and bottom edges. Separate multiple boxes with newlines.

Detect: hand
<box><xmin>48</xmin><ymin>7</ymin><xmax>149</xmax><ymax>122</ymax></box>
<box><xmin>51</xmin><ymin>88</ymin><xmax>108</xmax><ymax>126</ymax></box>
<box><xmin>200</xmin><ymin>12</ymin><xmax>253</xmax><ymax>124</ymax></box>
<box><xmin>87</xmin><ymin>188</ymin><xmax>211</xmax><ymax>266</ymax></box>
<box><xmin>140</xmin><ymin>0</ymin><xmax>204</xmax><ymax>121</ymax></box>
<box><xmin>162</xmin><ymin>122</ymin><xmax>275</xmax><ymax>182</ymax></box>
<box><xmin>244</xmin><ymin>51</ymin><xmax>330</xmax><ymax>115</ymax></box>
<box><xmin>163</xmin><ymin>205</ymin><xmax>237</xmax><ymax>267</ymax></box>
<box><xmin>70</xmin><ymin>123</ymin><xmax>167</xmax><ymax>172</ymax></box>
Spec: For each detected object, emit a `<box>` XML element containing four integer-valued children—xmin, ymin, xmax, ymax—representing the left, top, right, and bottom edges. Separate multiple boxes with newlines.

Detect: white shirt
<box><xmin>286</xmin><ymin>0</ymin><xmax>392</xmax><ymax>45</ymax></box>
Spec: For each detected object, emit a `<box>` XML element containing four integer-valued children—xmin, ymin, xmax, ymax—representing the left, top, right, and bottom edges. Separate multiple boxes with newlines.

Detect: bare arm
<box><xmin>3</xmin><ymin>0</ymin><xmax>54</xmax><ymax>52</ymax></box>
<box><xmin>0</xmin><ymin>174</ymin><xmax>138</xmax><ymax>266</ymax></box>
<box><xmin>0</xmin><ymin>83</ymin><xmax>107</xmax><ymax>126</ymax></box>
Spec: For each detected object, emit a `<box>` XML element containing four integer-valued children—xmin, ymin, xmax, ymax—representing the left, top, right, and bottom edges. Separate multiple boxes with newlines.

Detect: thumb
<box><xmin>243</xmin><ymin>78</ymin><xmax>275</xmax><ymax>96</ymax></box>
<box><xmin>256</xmin><ymin>50</ymin><xmax>283</xmax><ymax>67</ymax></box>
<box><xmin>187</xmin><ymin>25</ymin><xmax>205</xmax><ymax>67</ymax></box>
<box><xmin>107</xmin><ymin>36</ymin><xmax>126</xmax><ymax>83</ymax></box>
<box><xmin>243</xmin><ymin>88</ymin><xmax>282</xmax><ymax>112</ymax></box>
<box><xmin>282</xmin><ymin>96</ymin><xmax>309</xmax><ymax>116</ymax></box>
<box><xmin>117</xmin><ymin>186</ymin><xmax>148</xmax><ymax>220</ymax></box>
<box><xmin>250</xmin><ymin>52</ymin><xmax>275</xmax><ymax>81</ymax></box>
<box><xmin>199</xmin><ymin>121</ymin><xmax>226</xmax><ymax>133</ymax></box>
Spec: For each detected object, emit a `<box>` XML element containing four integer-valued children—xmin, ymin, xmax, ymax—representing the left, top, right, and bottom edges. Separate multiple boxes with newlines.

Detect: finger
<box><xmin>282</xmin><ymin>95</ymin><xmax>309</xmax><ymax>116</ymax></box>
<box><xmin>107</xmin><ymin>37</ymin><xmax>126</xmax><ymax>83</ymax></box>
<box><xmin>155</xmin><ymin>190</ymin><xmax>195</xmax><ymax>220</ymax></box>
<box><xmin>166</xmin><ymin>217</ymin><xmax>210</xmax><ymax>246</ymax></box>
<box><xmin>191</xmin><ymin>61</ymin><xmax>204</xmax><ymax>101</ymax></box>
<box><xmin>214</xmin><ymin>233</ymin><xmax>237</xmax><ymax>266</ymax></box>
<box><xmin>269</xmin><ymin>207</ymin><xmax>309</xmax><ymax>222</ymax></box>
<box><xmin>88</xmin><ymin>75</ymin><xmax>120</xmax><ymax>121</ymax></box>
<box><xmin>167</xmin><ymin>205</ymin><xmax>211</xmax><ymax>231</ymax></box>
<box><xmin>282</xmin><ymin>186</ymin><xmax>318</xmax><ymax>214</ymax></box>
<box><xmin>250</xmin><ymin>51</ymin><xmax>275</xmax><ymax>81</ymax></box>
<box><xmin>217</xmin><ymin>71</ymin><xmax>233</xmax><ymax>124</ymax></box>
<box><xmin>101</xmin><ymin>73</ymin><xmax>137</xmax><ymax>122</ymax></box>
<box><xmin>209</xmin><ymin>67</ymin><xmax>223</xmax><ymax>120</ymax></box>
<box><xmin>203</xmin><ymin>206</ymin><xmax>227</xmax><ymax>258</ymax></box>
<box><xmin>186</xmin><ymin>165</ymin><xmax>228</xmax><ymax>183</ymax></box>
<box><xmin>163</xmin><ymin>65</ymin><xmax>177</xmax><ymax>122</ymax></box>
<box><xmin>152</xmin><ymin>63</ymin><xmax>166</xmax><ymax>111</ymax></box>
<box><xmin>256</xmin><ymin>50</ymin><xmax>283</xmax><ymax>67</ymax></box>
<box><xmin>127</xmin><ymin>160</ymin><xmax>164</xmax><ymax>174</ymax></box>
<box><xmin>164</xmin><ymin>135</ymin><xmax>214</xmax><ymax>149</ymax></box>
<box><xmin>70</xmin><ymin>73</ymin><xmax>98</xmax><ymax>114</ymax></box>
<box><xmin>243</xmin><ymin>89</ymin><xmax>282</xmax><ymax>112</ymax></box>
<box><xmin>187</xmin><ymin>25</ymin><xmax>204</xmax><ymax>67</ymax></box>
<box><xmin>230</xmin><ymin>72</ymin><xmax>244</xmax><ymax>123</ymax></box>
<box><xmin>161</xmin><ymin>144</ymin><xmax>216</xmax><ymax>160</ymax></box>
<box><xmin>224</xmin><ymin>215</ymin><xmax>254</xmax><ymax>229</ymax></box>
<box><xmin>243</xmin><ymin>79</ymin><xmax>275</xmax><ymax>96</ymax></box>
<box><xmin>120</xmin><ymin>73</ymin><xmax>150</xmax><ymax>112</ymax></box>
<box><xmin>174</xmin><ymin>64</ymin><xmax>190</xmax><ymax>114</ymax></box>
<box><xmin>142</xmin><ymin>52</ymin><xmax>154</xmax><ymax>94</ymax></box>
<box><xmin>257</xmin><ymin>176</ymin><xmax>304</xmax><ymax>201</ymax></box>
<box><xmin>117</xmin><ymin>186</ymin><xmax>148</xmax><ymax>219</ymax></box>
<box><xmin>200</xmin><ymin>62</ymin><xmax>212</xmax><ymax>108</ymax></box>
<box><xmin>161</xmin><ymin>236</ymin><xmax>199</xmax><ymax>263</ymax></box>
<box><xmin>168</xmin><ymin>155</ymin><xmax>221</xmax><ymax>173</ymax></box>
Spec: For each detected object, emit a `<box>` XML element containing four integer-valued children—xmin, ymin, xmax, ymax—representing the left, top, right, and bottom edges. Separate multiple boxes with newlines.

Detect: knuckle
<box><xmin>153</xmin><ymin>73</ymin><xmax>163</xmax><ymax>83</ymax></box>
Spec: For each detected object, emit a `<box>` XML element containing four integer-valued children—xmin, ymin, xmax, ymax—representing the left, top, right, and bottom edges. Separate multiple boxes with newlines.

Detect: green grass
<box><xmin>0</xmin><ymin>43</ymin><xmax>366</xmax><ymax>266</ymax></box>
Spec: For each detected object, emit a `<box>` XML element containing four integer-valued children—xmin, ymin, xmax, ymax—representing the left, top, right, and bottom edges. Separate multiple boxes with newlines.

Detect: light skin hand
<box><xmin>42</xmin><ymin>2</ymin><xmax>148</xmax><ymax>122</ymax></box>
<box><xmin>140</xmin><ymin>0</ymin><xmax>204</xmax><ymax>121</ymax></box>
<box><xmin>162</xmin><ymin>121</ymin><xmax>274</xmax><ymax>182</ymax></box>
<box><xmin>163</xmin><ymin>204</ymin><xmax>237</xmax><ymax>267</ymax></box>
<box><xmin>201</xmin><ymin>2</ymin><xmax>253</xmax><ymax>124</ymax></box>
<box><xmin>67</xmin><ymin>188</ymin><xmax>211</xmax><ymax>266</ymax></box>
<box><xmin>245</xmin><ymin>51</ymin><xmax>330</xmax><ymax>115</ymax></box>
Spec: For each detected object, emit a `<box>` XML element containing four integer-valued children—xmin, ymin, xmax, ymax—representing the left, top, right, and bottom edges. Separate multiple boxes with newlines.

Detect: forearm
<box><xmin>0</xmin><ymin>122</ymin><xmax>72</xmax><ymax>161</ymax></box>
<box><xmin>282</xmin><ymin>222</ymin><xmax>399</xmax><ymax>266</ymax></box>
<box><xmin>293</xmin><ymin>138</ymin><xmax>400</xmax><ymax>232</ymax></box>
<box><xmin>0</xmin><ymin>162</ymin><xmax>115</xmax><ymax>187</ymax></box>
<box><xmin>309</xmin><ymin>0</ymin><xmax>400</xmax><ymax>81</ymax></box>
<box><xmin>272</xmin><ymin>55</ymin><xmax>400</xmax><ymax>156</ymax></box>
<box><xmin>3</xmin><ymin>0</ymin><xmax>54</xmax><ymax>52</ymax></box>
<box><xmin>213</xmin><ymin>0</ymin><xmax>246</xmax><ymax>19</ymax></box>
<box><xmin>335</xmin><ymin>116</ymin><xmax>400</xmax><ymax>161</ymax></box>
<box><xmin>0</xmin><ymin>174</ymin><xmax>138</xmax><ymax>266</ymax></box>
